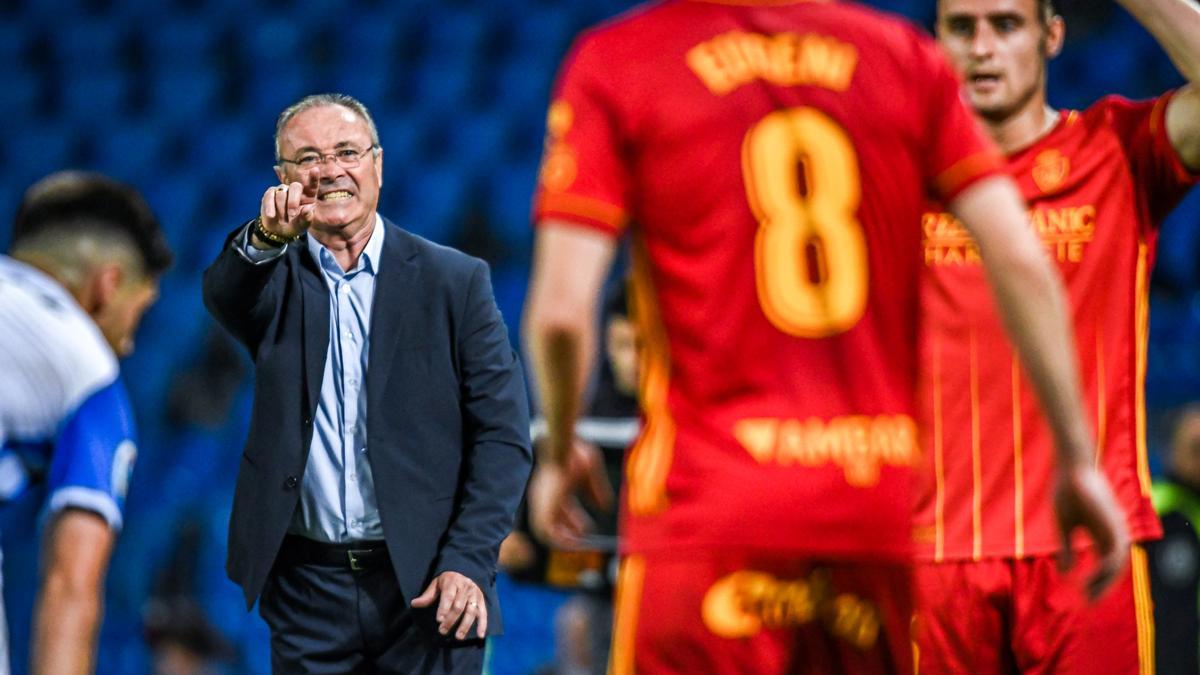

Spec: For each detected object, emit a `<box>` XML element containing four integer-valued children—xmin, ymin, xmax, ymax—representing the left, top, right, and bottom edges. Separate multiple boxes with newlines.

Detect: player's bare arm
<box><xmin>1116</xmin><ymin>0</ymin><xmax>1200</xmax><ymax>170</ymax></box>
<box><xmin>31</xmin><ymin>509</ymin><xmax>116</xmax><ymax>675</ymax></box>
<box><xmin>951</xmin><ymin>175</ymin><xmax>1130</xmax><ymax>598</ymax></box>
<box><xmin>523</xmin><ymin>222</ymin><xmax>617</xmax><ymax>546</ymax></box>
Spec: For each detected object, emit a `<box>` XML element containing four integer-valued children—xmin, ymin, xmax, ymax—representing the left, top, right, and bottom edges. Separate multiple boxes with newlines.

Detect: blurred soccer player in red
<box><xmin>524</xmin><ymin>1</ymin><xmax>1128</xmax><ymax>672</ymax></box>
<box><xmin>913</xmin><ymin>1</ymin><xmax>1200</xmax><ymax>673</ymax></box>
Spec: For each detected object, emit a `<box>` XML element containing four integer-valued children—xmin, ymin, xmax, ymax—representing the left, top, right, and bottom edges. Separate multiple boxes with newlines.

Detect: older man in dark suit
<box><xmin>202</xmin><ymin>93</ymin><xmax>531</xmax><ymax>674</ymax></box>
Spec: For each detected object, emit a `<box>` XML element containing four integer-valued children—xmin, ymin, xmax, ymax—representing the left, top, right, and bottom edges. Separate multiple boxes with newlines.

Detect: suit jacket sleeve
<box><xmin>433</xmin><ymin>260</ymin><xmax>532</xmax><ymax>591</ymax></box>
<box><xmin>202</xmin><ymin>222</ymin><xmax>286</xmax><ymax>355</ymax></box>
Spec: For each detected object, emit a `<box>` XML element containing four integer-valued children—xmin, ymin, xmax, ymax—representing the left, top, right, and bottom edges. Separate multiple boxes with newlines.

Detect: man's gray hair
<box><xmin>274</xmin><ymin>93</ymin><xmax>381</xmax><ymax>162</ymax></box>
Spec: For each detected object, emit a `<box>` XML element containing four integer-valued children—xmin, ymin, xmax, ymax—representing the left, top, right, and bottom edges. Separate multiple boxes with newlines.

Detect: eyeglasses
<box><xmin>279</xmin><ymin>145</ymin><xmax>378</xmax><ymax>170</ymax></box>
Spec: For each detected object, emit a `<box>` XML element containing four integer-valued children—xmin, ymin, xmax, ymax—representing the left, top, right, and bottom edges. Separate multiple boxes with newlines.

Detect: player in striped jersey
<box><xmin>913</xmin><ymin>0</ymin><xmax>1200</xmax><ymax>673</ymax></box>
<box><xmin>0</xmin><ymin>172</ymin><xmax>171</xmax><ymax>674</ymax></box>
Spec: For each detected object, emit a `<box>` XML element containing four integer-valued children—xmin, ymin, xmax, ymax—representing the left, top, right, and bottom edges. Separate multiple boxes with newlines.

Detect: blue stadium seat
<box><xmin>424</xmin><ymin>6</ymin><xmax>489</xmax><ymax>59</ymax></box>
<box><xmin>375</xmin><ymin>110</ymin><xmax>426</xmax><ymax>165</ymax></box>
<box><xmin>409</xmin><ymin>56</ymin><xmax>479</xmax><ymax>117</ymax></box>
<box><xmin>59</xmin><ymin>68</ymin><xmax>132</xmax><ymax>122</ymax></box>
<box><xmin>484</xmin><ymin>160</ymin><xmax>539</xmax><ymax>250</ymax></box>
<box><xmin>243</xmin><ymin>68</ymin><xmax>313</xmax><ymax>119</ymax></box>
<box><xmin>147</xmin><ymin>67</ymin><xmax>223</xmax><ymax>123</ymax></box>
<box><xmin>398</xmin><ymin>161</ymin><xmax>468</xmax><ymax>243</ymax></box>
<box><xmin>188</xmin><ymin>116</ymin><xmax>265</xmax><ymax>169</ymax></box>
<box><xmin>52</xmin><ymin>19</ymin><xmax>128</xmax><ymax>70</ymax></box>
<box><xmin>143</xmin><ymin>18</ymin><xmax>221</xmax><ymax>70</ymax></box>
<box><xmin>244</xmin><ymin>16</ymin><xmax>307</xmax><ymax>70</ymax></box>
<box><xmin>331</xmin><ymin>68</ymin><xmax>398</xmax><ymax>109</ymax></box>
<box><xmin>7</xmin><ymin>123</ymin><xmax>78</xmax><ymax>193</ymax></box>
<box><xmin>2</xmin><ymin>67</ymin><xmax>42</xmax><ymax>122</ymax></box>
<box><xmin>140</xmin><ymin>174</ymin><xmax>208</xmax><ymax>257</ymax></box>
<box><xmin>90</xmin><ymin>119</ymin><xmax>174</xmax><ymax>184</ymax></box>
<box><xmin>0</xmin><ymin>20</ymin><xmax>36</xmax><ymax>66</ymax></box>
<box><xmin>448</xmin><ymin>110</ymin><xmax>510</xmax><ymax>180</ymax></box>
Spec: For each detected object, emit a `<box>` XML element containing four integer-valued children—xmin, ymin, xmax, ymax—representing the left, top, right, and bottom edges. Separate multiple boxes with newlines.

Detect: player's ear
<box><xmin>374</xmin><ymin>147</ymin><xmax>383</xmax><ymax>187</ymax></box>
<box><xmin>1043</xmin><ymin>14</ymin><xmax>1065</xmax><ymax>59</ymax></box>
<box><xmin>274</xmin><ymin>164</ymin><xmax>287</xmax><ymax>184</ymax></box>
<box><xmin>85</xmin><ymin>263</ymin><xmax>125</xmax><ymax>315</ymax></box>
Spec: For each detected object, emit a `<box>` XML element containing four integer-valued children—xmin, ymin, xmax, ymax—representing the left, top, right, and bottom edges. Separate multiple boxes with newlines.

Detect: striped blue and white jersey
<box><xmin>0</xmin><ymin>255</ymin><xmax>137</xmax><ymax>531</ymax></box>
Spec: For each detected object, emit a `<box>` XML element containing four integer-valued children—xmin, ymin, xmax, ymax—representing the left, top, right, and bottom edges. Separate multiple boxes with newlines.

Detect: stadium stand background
<box><xmin>0</xmin><ymin>0</ymin><xmax>1196</xmax><ymax>672</ymax></box>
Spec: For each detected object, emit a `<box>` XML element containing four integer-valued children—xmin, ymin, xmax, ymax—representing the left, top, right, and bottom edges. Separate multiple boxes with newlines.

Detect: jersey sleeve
<box><xmin>915</xmin><ymin>38</ymin><xmax>1005</xmax><ymax>202</ymax></box>
<box><xmin>1100</xmin><ymin>92</ymin><xmax>1200</xmax><ymax>227</ymax></box>
<box><xmin>532</xmin><ymin>32</ymin><xmax>632</xmax><ymax>237</ymax></box>
<box><xmin>45</xmin><ymin>378</ymin><xmax>138</xmax><ymax>531</ymax></box>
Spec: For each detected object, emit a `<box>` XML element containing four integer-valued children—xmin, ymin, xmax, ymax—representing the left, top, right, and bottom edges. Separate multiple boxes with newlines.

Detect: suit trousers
<box><xmin>258</xmin><ymin>539</ymin><xmax>485</xmax><ymax>674</ymax></box>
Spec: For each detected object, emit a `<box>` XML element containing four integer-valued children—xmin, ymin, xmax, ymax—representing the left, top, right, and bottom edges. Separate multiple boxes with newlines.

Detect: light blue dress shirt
<box><xmin>237</xmin><ymin>215</ymin><xmax>386</xmax><ymax>543</ymax></box>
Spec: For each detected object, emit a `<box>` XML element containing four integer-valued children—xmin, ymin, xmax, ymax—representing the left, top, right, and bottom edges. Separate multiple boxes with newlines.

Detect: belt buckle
<box><xmin>347</xmin><ymin>549</ymin><xmax>365</xmax><ymax>571</ymax></box>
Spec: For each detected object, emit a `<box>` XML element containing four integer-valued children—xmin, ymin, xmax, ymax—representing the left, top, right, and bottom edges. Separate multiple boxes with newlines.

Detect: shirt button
<box><xmin>340</xmin><ymin>286</ymin><xmax>350</xmax><ymax>294</ymax></box>
<box><xmin>344</xmin><ymin>330</ymin><xmax>354</xmax><ymax>340</ymax></box>
<box><xmin>347</xmin><ymin>424</ymin><xmax>357</xmax><ymax>434</ymax></box>
<box><xmin>348</xmin><ymin>472</ymin><xmax>356</xmax><ymax>481</ymax></box>
<box><xmin>348</xmin><ymin>379</ymin><xmax>359</xmax><ymax>388</ymax></box>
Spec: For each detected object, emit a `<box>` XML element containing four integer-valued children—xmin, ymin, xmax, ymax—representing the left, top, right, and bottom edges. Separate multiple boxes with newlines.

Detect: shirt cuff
<box><xmin>234</xmin><ymin>221</ymin><xmax>288</xmax><ymax>265</ymax></box>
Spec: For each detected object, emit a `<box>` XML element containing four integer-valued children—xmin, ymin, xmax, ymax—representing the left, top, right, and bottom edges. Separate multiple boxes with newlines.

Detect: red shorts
<box><xmin>609</xmin><ymin>551</ymin><xmax>914</xmax><ymax>675</ymax></box>
<box><xmin>913</xmin><ymin>545</ymin><xmax>1154</xmax><ymax>675</ymax></box>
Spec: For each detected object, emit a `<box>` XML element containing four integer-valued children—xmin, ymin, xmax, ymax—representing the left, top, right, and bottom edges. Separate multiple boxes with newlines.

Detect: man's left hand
<box><xmin>411</xmin><ymin>571</ymin><xmax>487</xmax><ymax>639</ymax></box>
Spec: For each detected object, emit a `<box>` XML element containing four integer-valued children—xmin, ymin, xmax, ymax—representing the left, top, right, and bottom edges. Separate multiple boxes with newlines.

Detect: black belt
<box><xmin>279</xmin><ymin>535</ymin><xmax>390</xmax><ymax>571</ymax></box>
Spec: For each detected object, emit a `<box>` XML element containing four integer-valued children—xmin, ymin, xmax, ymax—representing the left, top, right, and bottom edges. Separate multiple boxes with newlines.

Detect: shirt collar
<box><xmin>306</xmin><ymin>213</ymin><xmax>386</xmax><ymax>279</ymax></box>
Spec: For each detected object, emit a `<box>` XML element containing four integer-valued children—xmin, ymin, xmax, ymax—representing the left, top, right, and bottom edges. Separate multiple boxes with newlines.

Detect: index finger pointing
<box><xmin>303</xmin><ymin>171</ymin><xmax>320</xmax><ymax>199</ymax></box>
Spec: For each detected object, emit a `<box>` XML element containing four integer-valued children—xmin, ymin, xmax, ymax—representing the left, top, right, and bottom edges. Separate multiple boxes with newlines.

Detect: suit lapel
<box><xmin>298</xmin><ymin>241</ymin><xmax>330</xmax><ymax>418</ymax></box>
<box><xmin>368</xmin><ymin>220</ymin><xmax>422</xmax><ymax>410</ymax></box>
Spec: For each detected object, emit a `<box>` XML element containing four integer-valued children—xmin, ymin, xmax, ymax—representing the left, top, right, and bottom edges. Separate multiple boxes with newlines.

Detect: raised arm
<box><xmin>1116</xmin><ymin>0</ymin><xmax>1200</xmax><ymax>170</ymax></box>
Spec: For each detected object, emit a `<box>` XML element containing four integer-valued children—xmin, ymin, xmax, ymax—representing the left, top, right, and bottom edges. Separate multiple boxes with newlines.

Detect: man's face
<box><xmin>274</xmin><ymin>104</ymin><xmax>383</xmax><ymax>233</ymax></box>
<box><xmin>94</xmin><ymin>275</ymin><xmax>159</xmax><ymax>357</ymax></box>
<box><xmin>936</xmin><ymin>0</ymin><xmax>1063</xmax><ymax>122</ymax></box>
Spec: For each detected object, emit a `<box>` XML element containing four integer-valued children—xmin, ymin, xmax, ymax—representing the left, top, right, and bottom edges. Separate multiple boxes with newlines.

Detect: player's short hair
<box><xmin>1038</xmin><ymin>0</ymin><xmax>1056</xmax><ymax>24</ymax></box>
<box><xmin>274</xmin><ymin>93</ymin><xmax>382</xmax><ymax>163</ymax></box>
<box><xmin>12</xmin><ymin>171</ymin><xmax>172</xmax><ymax>278</ymax></box>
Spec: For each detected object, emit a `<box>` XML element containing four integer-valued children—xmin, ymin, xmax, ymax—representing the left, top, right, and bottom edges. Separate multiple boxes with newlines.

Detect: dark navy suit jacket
<box><xmin>202</xmin><ymin>218</ymin><xmax>531</xmax><ymax>635</ymax></box>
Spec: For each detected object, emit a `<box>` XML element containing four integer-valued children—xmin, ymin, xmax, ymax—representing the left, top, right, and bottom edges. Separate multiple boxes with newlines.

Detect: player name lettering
<box><xmin>686</xmin><ymin>31</ymin><xmax>858</xmax><ymax>96</ymax></box>
<box><xmin>701</xmin><ymin>569</ymin><xmax>880</xmax><ymax>648</ymax></box>
<box><xmin>923</xmin><ymin>204</ymin><xmax>1097</xmax><ymax>266</ymax></box>
<box><xmin>732</xmin><ymin>414</ymin><xmax>917</xmax><ymax>487</ymax></box>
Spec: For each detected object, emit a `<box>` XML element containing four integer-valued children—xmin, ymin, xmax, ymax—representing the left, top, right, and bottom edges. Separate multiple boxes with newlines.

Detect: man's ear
<box><xmin>81</xmin><ymin>263</ymin><xmax>124</xmax><ymax>315</ymax></box>
<box><xmin>1044</xmin><ymin>15</ymin><xmax>1065</xmax><ymax>59</ymax></box>
<box><xmin>274</xmin><ymin>164</ymin><xmax>287</xmax><ymax>184</ymax></box>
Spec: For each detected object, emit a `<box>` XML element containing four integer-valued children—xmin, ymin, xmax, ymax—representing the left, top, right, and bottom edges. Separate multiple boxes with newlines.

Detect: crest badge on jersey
<box><xmin>1032</xmin><ymin>149</ymin><xmax>1070</xmax><ymax>193</ymax></box>
<box><xmin>111</xmin><ymin>439</ymin><xmax>137</xmax><ymax>499</ymax></box>
<box><xmin>538</xmin><ymin>100</ymin><xmax>578</xmax><ymax>192</ymax></box>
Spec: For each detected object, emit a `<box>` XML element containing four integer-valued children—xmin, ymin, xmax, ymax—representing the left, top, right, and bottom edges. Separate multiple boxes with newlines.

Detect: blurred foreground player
<box><xmin>524</xmin><ymin>1</ymin><xmax>1127</xmax><ymax>672</ymax></box>
<box><xmin>0</xmin><ymin>172</ymin><xmax>171</xmax><ymax>674</ymax></box>
<box><xmin>913</xmin><ymin>1</ymin><xmax>1200</xmax><ymax>672</ymax></box>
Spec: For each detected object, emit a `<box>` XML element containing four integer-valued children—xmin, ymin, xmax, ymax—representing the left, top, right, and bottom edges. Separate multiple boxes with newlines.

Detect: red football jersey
<box><xmin>534</xmin><ymin>0</ymin><xmax>1002</xmax><ymax>561</ymax></box>
<box><xmin>914</xmin><ymin>94</ymin><xmax>1198</xmax><ymax>562</ymax></box>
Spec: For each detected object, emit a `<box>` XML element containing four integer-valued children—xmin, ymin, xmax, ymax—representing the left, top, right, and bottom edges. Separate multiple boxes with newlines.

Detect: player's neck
<box><xmin>985</xmin><ymin>100</ymin><xmax>1060</xmax><ymax>156</ymax></box>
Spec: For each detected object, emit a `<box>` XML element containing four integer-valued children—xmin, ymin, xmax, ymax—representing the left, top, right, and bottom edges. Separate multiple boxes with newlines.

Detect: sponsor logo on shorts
<box><xmin>701</xmin><ymin>569</ymin><xmax>880</xmax><ymax>650</ymax></box>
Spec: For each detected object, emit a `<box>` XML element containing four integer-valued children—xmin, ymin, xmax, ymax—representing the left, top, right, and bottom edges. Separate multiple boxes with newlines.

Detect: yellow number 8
<box><xmin>742</xmin><ymin>108</ymin><xmax>867</xmax><ymax>337</ymax></box>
